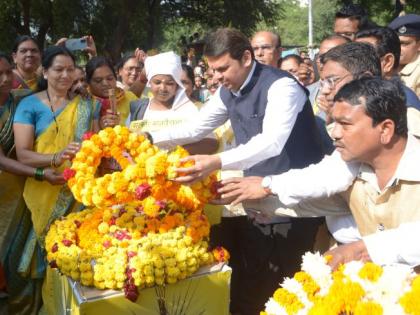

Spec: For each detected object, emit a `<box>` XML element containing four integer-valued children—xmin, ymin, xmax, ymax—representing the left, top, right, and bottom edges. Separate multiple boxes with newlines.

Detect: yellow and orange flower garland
<box><xmin>65</xmin><ymin>126</ymin><xmax>216</xmax><ymax>210</ymax></box>
<box><xmin>261</xmin><ymin>252</ymin><xmax>420</xmax><ymax>315</ymax></box>
<box><xmin>46</xmin><ymin>126</ymin><xmax>228</xmax><ymax>302</ymax></box>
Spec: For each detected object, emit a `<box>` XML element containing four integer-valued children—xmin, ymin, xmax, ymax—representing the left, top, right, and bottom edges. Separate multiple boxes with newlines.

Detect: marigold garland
<box><xmin>46</xmin><ymin>126</ymin><xmax>229</xmax><ymax>302</ymax></box>
<box><xmin>66</xmin><ymin>126</ymin><xmax>217</xmax><ymax>210</ymax></box>
<box><xmin>261</xmin><ymin>252</ymin><xmax>419</xmax><ymax>315</ymax></box>
<box><xmin>46</xmin><ymin>202</ymin><xmax>225</xmax><ymax>296</ymax></box>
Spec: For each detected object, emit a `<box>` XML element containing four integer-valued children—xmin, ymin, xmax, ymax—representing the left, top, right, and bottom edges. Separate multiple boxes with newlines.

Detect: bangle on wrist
<box><xmin>34</xmin><ymin>168</ymin><xmax>45</xmax><ymax>181</ymax></box>
<box><xmin>53</xmin><ymin>153</ymin><xmax>60</xmax><ymax>168</ymax></box>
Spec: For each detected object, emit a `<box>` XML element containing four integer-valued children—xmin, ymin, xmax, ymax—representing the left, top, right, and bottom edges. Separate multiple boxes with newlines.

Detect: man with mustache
<box><xmin>218</xmin><ymin>41</ymin><xmax>420</xmax><ymax>250</ymax></box>
<box><xmin>218</xmin><ymin>77</ymin><xmax>420</xmax><ymax>269</ymax></box>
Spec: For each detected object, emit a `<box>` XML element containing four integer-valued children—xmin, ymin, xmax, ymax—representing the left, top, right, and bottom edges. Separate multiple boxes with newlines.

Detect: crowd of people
<box><xmin>1</xmin><ymin>3</ymin><xmax>420</xmax><ymax>315</ymax></box>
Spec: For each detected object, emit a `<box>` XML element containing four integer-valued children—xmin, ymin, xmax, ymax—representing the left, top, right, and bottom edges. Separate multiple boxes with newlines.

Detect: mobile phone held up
<box><xmin>65</xmin><ymin>38</ymin><xmax>87</xmax><ymax>51</ymax></box>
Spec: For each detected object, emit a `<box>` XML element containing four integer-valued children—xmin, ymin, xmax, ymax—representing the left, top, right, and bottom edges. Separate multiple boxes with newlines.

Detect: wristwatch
<box><xmin>261</xmin><ymin>176</ymin><xmax>273</xmax><ymax>195</ymax></box>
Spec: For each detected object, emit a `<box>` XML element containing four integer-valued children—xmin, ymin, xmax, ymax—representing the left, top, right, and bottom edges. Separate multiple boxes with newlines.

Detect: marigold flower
<box><xmin>212</xmin><ymin>246</ymin><xmax>230</xmax><ymax>262</ymax></box>
<box><xmin>46</xmin><ymin>126</ymin><xmax>225</xmax><ymax>298</ymax></box>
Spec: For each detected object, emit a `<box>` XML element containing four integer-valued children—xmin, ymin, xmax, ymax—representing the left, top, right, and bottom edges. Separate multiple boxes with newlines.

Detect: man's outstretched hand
<box><xmin>174</xmin><ymin>155</ymin><xmax>221</xmax><ymax>184</ymax></box>
<box><xmin>324</xmin><ymin>240</ymin><xmax>372</xmax><ymax>270</ymax></box>
<box><xmin>211</xmin><ymin>176</ymin><xmax>269</xmax><ymax>205</ymax></box>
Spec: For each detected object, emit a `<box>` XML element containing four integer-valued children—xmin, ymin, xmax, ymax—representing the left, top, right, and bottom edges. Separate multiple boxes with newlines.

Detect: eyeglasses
<box><xmin>252</xmin><ymin>45</ymin><xmax>275</xmax><ymax>52</ymax></box>
<box><xmin>319</xmin><ymin>74</ymin><xmax>352</xmax><ymax>90</ymax></box>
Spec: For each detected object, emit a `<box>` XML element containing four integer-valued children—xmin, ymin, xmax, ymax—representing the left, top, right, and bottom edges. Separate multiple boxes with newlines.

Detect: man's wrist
<box><xmin>353</xmin><ymin>240</ymin><xmax>371</xmax><ymax>262</ymax></box>
<box><xmin>212</xmin><ymin>154</ymin><xmax>222</xmax><ymax>171</ymax></box>
<box><xmin>261</xmin><ymin>175</ymin><xmax>274</xmax><ymax>195</ymax></box>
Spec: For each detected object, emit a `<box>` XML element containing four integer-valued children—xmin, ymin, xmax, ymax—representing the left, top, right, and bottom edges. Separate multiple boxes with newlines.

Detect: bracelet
<box><xmin>52</xmin><ymin>153</ymin><xmax>61</xmax><ymax>168</ymax></box>
<box><xmin>34</xmin><ymin>167</ymin><xmax>45</xmax><ymax>181</ymax></box>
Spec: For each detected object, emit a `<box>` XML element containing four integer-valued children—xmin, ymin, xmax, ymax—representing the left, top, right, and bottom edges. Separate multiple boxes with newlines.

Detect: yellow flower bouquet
<box><xmin>261</xmin><ymin>252</ymin><xmax>420</xmax><ymax>315</ymax></box>
<box><xmin>46</xmin><ymin>126</ymin><xmax>228</xmax><ymax>302</ymax></box>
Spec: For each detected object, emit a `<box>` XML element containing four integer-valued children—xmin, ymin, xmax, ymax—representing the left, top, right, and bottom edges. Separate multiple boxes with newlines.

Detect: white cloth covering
<box><xmin>144</xmin><ymin>51</ymin><xmax>191</xmax><ymax>111</ymax></box>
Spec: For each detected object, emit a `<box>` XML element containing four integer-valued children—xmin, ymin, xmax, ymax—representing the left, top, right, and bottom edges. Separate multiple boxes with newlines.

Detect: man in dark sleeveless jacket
<box><xmin>144</xmin><ymin>28</ymin><xmax>326</xmax><ymax>315</ymax></box>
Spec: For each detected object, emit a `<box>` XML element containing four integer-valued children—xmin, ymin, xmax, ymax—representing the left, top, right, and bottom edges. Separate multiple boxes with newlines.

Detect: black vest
<box><xmin>220</xmin><ymin>62</ymin><xmax>324</xmax><ymax>176</ymax></box>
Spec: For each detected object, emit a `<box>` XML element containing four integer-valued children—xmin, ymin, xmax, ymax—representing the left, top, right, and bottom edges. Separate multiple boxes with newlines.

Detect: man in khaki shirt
<box><xmin>389</xmin><ymin>14</ymin><xmax>420</xmax><ymax>96</ymax></box>
<box><xmin>216</xmin><ymin>77</ymin><xmax>420</xmax><ymax>269</ymax></box>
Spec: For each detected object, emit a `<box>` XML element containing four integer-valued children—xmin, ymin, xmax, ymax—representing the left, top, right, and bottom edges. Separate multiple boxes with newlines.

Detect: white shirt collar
<box><xmin>231</xmin><ymin>61</ymin><xmax>256</xmax><ymax>97</ymax></box>
<box><xmin>358</xmin><ymin>134</ymin><xmax>420</xmax><ymax>191</ymax></box>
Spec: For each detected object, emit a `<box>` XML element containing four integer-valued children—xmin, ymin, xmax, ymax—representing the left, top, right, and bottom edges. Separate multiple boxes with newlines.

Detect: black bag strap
<box><xmin>129</xmin><ymin>98</ymin><xmax>149</xmax><ymax>121</ymax></box>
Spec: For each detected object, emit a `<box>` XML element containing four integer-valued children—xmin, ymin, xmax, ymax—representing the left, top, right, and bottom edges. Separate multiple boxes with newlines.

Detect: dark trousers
<box><xmin>210</xmin><ymin>216</ymin><xmax>326</xmax><ymax>315</ymax></box>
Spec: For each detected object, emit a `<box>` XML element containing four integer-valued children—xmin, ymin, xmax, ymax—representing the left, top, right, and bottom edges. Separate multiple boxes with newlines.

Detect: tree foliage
<box><xmin>340</xmin><ymin>0</ymin><xmax>420</xmax><ymax>25</ymax></box>
<box><xmin>1</xmin><ymin>0</ymin><xmax>418</xmax><ymax>61</ymax></box>
<box><xmin>259</xmin><ymin>0</ymin><xmax>339</xmax><ymax>48</ymax></box>
<box><xmin>0</xmin><ymin>0</ymin><xmax>280</xmax><ymax>61</ymax></box>
<box><xmin>258</xmin><ymin>0</ymin><xmax>420</xmax><ymax>49</ymax></box>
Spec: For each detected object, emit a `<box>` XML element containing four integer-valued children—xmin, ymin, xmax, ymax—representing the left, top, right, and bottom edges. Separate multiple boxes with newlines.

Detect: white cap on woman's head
<box><xmin>145</xmin><ymin>51</ymin><xmax>184</xmax><ymax>89</ymax></box>
<box><xmin>144</xmin><ymin>51</ymin><xmax>192</xmax><ymax>110</ymax></box>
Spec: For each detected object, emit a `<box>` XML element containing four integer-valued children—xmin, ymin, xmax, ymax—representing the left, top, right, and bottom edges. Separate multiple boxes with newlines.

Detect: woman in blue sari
<box><xmin>0</xmin><ymin>51</ymin><xmax>63</xmax><ymax>314</ymax></box>
<box><xmin>13</xmin><ymin>46</ymin><xmax>99</xmax><ymax>314</ymax></box>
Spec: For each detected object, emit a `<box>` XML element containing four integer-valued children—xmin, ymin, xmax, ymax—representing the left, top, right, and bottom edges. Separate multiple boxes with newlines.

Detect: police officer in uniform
<box><xmin>389</xmin><ymin>14</ymin><xmax>420</xmax><ymax>96</ymax></box>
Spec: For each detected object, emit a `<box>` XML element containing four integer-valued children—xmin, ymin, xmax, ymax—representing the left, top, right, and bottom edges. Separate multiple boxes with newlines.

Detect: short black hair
<box><xmin>203</xmin><ymin>28</ymin><xmax>254</xmax><ymax>61</ymax></box>
<box><xmin>281</xmin><ymin>54</ymin><xmax>303</xmax><ymax>65</ymax></box>
<box><xmin>335</xmin><ymin>4</ymin><xmax>370</xmax><ymax>31</ymax></box>
<box><xmin>181</xmin><ymin>64</ymin><xmax>194</xmax><ymax>84</ymax></box>
<box><xmin>334</xmin><ymin>77</ymin><xmax>407</xmax><ymax>137</ymax></box>
<box><xmin>321</xmin><ymin>34</ymin><xmax>351</xmax><ymax>45</ymax></box>
<box><xmin>116</xmin><ymin>53</ymin><xmax>143</xmax><ymax>72</ymax></box>
<box><xmin>320</xmin><ymin>42</ymin><xmax>381</xmax><ymax>78</ymax></box>
<box><xmin>355</xmin><ymin>27</ymin><xmax>401</xmax><ymax>71</ymax></box>
<box><xmin>85</xmin><ymin>56</ymin><xmax>116</xmax><ymax>83</ymax></box>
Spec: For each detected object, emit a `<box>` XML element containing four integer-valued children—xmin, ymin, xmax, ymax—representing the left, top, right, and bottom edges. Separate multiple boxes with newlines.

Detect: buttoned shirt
<box><xmin>400</xmin><ymin>53</ymin><xmax>420</xmax><ymax>96</ymax></box>
<box><xmin>246</xmin><ymin>135</ymin><xmax>420</xmax><ymax>266</ymax></box>
<box><xmin>149</xmin><ymin>61</ymin><xmax>307</xmax><ymax>171</ymax></box>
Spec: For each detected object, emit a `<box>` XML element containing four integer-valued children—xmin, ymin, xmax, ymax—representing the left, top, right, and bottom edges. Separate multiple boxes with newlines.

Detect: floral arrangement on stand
<box><xmin>261</xmin><ymin>252</ymin><xmax>420</xmax><ymax>315</ymax></box>
<box><xmin>45</xmin><ymin>126</ymin><xmax>229</xmax><ymax>302</ymax></box>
